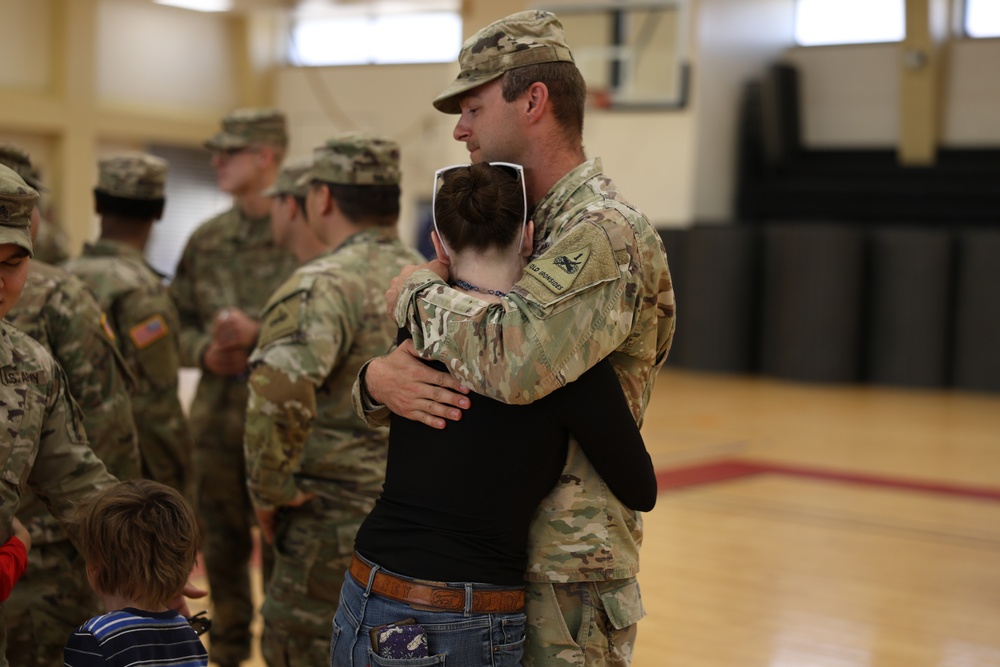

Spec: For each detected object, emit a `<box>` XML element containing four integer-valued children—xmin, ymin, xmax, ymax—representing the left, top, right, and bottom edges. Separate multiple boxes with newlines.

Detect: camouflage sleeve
<box><xmin>116</xmin><ymin>287</ymin><xmax>194</xmax><ymax>495</ymax></box>
<box><xmin>168</xmin><ymin>241</ymin><xmax>211</xmax><ymax>369</ymax></box>
<box><xmin>27</xmin><ymin>364</ymin><xmax>118</xmax><ymax>543</ymax></box>
<box><xmin>244</xmin><ymin>280</ymin><xmax>353</xmax><ymax>509</ymax></box>
<box><xmin>351</xmin><ymin>356</ymin><xmax>392</xmax><ymax>427</ymax></box>
<box><xmin>394</xmin><ymin>222</ymin><xmax>629</xmax><ymax>405</ymax></box>
<box><xmin>45</xmin><ymin>277</ymin><xmax>140</xmax><ymax>481</ymax></box>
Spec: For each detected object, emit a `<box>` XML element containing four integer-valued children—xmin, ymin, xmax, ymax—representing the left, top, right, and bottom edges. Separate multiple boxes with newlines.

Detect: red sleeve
<box><xmin>0</xmin><ymin>537</ymin><xmax>28</xmax><ymax>602</ymax></box>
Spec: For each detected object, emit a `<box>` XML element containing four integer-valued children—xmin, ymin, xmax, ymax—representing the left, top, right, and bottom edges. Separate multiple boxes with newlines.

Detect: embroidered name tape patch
<box><xmin>525</xmin><ymin>247</ymin><xmax>591</xmax><ymax>295</ymax></box>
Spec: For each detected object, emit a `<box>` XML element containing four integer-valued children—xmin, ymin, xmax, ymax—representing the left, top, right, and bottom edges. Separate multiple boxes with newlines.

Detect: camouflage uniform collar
<box><xmin>234</xmin><ymin>205</ymin><xmax>274</xmax><ymax>239</ymax></box>
<box><xmin>531</xmin><ymin>157</ymin><xmax>603</xmax><ymax>240</ymax></box>
<box><xmin>85</xmin><ymin>238</ymin><xmax>145</xmax><ymax>261</ymax></box>
<box><xmin>333</xmin><ymin>227</ymin><xmax>397</xmax><ymax>253</ymax></box>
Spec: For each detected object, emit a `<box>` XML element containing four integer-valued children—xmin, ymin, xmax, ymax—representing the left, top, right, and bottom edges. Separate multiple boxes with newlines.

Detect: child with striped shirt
<box><xmin>64</xmin><ymin>480</ymin><xmax>207</xmax><ymax>667</ymax></box>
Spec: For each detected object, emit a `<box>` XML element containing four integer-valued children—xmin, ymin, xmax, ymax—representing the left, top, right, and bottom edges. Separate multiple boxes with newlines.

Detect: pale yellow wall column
<box><xmin>899</xmin><ymin>0</ymin><xmax>950</xmax><ymax>165</ymax></box>
<box><xmin>52</xmin><ymin>0</ymin><xmax>99</xmax><ymax>251</ymax></box>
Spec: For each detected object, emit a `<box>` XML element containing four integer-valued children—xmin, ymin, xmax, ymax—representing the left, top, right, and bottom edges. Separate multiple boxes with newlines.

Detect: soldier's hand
<box><xmin>254</xmin><ymin>506</ymin><xmax>278</xmax><ymax>545</ymax></box>
<box><xmin>12</xmin><ymin>518</ymin><xmax>30</xmax><ymax>555</ymax></box>
<box><xmin>386</xmin><ymin>260</ymin><xmax>451</xmax><ymax>320</ymax></box>
<box><xmin>212</xmin><ymin>307</ymin><xmax>260</xmax><ymax>350</ymax></box>
<box><xmin>255</xmin><ymin>491</ymin><xmax>317</xmax><ymax>545</ymax></box>
<box><xmin>168</xmin><ymin>581</ymin><xmax>208</xmax><ymax>618</ymax></box>
<box><xmin>203</xmin><ymin>341</ymin><xmax>250</xmax><ymax>376</ymax></box>
<box><xmin>367</xmin><ymin>340</ymin><xmax>470</xmax><ymax>429</ymax></box>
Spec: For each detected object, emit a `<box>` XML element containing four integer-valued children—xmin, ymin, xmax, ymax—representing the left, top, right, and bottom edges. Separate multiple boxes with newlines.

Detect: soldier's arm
<box><xmin>244</xmin><ymin>281</ymin><xmax>350</xmax><ymax>510</ymax></box>
<box><xmin>47</xmin><ymin>277</ymin><xmax>140</xmax><ymax>480</ymax></box>
<box><xmin>394</xmin><ymin>221</ymin><xmax>632</xmax><ymax>405</ymax></box>
<box><xmin>27</xmin><ymin>365</ymin><xmax>118</xmax><ymax>544</ymax></box>
<box><xmin>118</xmin><ymin>288</ymin><xmax>194</xmax><ymax>491</ymax></box>
<box><xmin>168</xmin><ymin>242</ymin><xmax>212</xmax><ymax>369</ymax></box>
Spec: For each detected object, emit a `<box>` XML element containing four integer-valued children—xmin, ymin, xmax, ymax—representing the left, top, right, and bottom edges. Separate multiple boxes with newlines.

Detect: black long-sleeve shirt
<box><xmin>354</xmin><ymin>330</ymin><xmax>657</xmax><ymax>586</ymax></box>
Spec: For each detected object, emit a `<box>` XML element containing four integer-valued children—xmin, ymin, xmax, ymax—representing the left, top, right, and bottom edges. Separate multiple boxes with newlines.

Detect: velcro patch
<box><xmin>258</xmin><ymin>298</ymin><xmax>302</xmax><ymax>347</ymax></box>
<box><xmin>128</xmin><ymin>315</ymin><xmax>169</xmax><ymax>350</ymax></box>
<box><xmin>525</xmin><ymin>247</ymin><xmax>591</xmax><ymax>295</ymax></box>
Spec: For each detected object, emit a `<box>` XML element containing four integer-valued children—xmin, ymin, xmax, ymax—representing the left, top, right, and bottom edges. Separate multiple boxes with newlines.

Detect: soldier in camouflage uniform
<box><xmin>169</xmin><ymin>108</ymin><xmax>297</xmax><ymax>667</ymax></box>
<box><xmin>245</xmin><ymin>134</ymin><xmax>423</xmax><ymax>667</ymax></box>
<box><xmin>0</xmin><ymin>163</ymin><xmax>118</xmax><ymax>667</ymax></box>
<box><xmin>0</xmin><ymin>147</ymin><xmax>141</xmax><ymax>666</ymax></box>
<box><xmin>263</xmin><ymin>157</ymin><xmax>328</xmax><ymax>263</ymax></box>
<box><xmin>355</xmin><ymin>11</ymin><xmax>676</xmax><ymax>667</ymax></box>
<box><xmin>64</xmin><ymin>153</ymin><xmax>195</xmax><ymax>500</ymax></box>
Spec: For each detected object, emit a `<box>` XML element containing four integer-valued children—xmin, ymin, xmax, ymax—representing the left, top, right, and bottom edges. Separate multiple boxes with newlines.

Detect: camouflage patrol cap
<box><xmin>96</xmin><ymin>153</ymin><xmax>168</xmax><ymax>200</ymax></box>
<box><xmin>0</xmin><ymin>142</ymin><xmax>45</xmax><ymax>191</ymax></box>
<box><xmin>299</xmin><ymin>133</ymin><xmax>401</xmax><ymax>186</ymax></box>
<box><xmin>433</xmin><ymin>10</ymin><xmax>575</xmax><ymax>114</ymax></box>
<box><xmin>262</xmin><ymin>156</ymin><xmax>313</xmax><ymax>198</ymax></box>
<box><xmin>0</xmin><ymin>163</ymin><xmax>38</xmax><ymax>257</ymax></box>
<box><xmin>205</xmin><ymin>108</ymin><xmax>288</xmax><ymax>151</ymax></box>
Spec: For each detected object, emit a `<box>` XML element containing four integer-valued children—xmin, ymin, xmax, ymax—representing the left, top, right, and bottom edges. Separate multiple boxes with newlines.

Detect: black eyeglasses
<box><xmin>186</xmin><ymin>610</ymin><xmax>212</xmax><ymax>636</ymax></box>
<box><xmin>432</xmin><ymin>161</ymin><xmax>527</xmax><ymax>259</ymax></box>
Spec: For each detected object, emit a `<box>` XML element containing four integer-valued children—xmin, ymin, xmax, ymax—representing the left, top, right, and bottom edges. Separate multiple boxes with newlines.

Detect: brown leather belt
<box><xmin>349</xmin><ymin>553</ymin><xmax>525</xmax><ymax>614</ymax></box>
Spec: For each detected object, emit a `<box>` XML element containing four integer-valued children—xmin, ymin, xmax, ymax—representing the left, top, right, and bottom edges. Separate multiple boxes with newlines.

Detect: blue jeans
<box><xmin>329</xmin><ymin>556</ymin><xmax>526</xmax><ymax>666</ymax></box>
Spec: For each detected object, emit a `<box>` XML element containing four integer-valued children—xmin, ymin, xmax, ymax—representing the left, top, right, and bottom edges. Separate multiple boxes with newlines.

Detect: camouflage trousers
<box><xmin>5</xmin><ymin>539</ymin><xmax>102</xmax><ymax>667</ymax></box>
<box><xmin>523</xmin><ymin>578</ymin><xmax>645</xmax><ymax>667</ymax></box>
<box><xmin>261</xmin><ymin>498</ymin><xmax>365</xmax><ymax>667</ymax></box>
<box><xmin>195</xmin><ymin>447</ymin><xmax>273</xmax><ymax>667</ymax></box>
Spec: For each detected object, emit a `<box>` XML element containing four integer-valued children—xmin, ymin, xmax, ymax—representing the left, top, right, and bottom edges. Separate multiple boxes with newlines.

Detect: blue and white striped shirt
<box><xmin>64</xmin><ymin>608</ymin><xmax>208</xmax><ymax>667</ymax></box>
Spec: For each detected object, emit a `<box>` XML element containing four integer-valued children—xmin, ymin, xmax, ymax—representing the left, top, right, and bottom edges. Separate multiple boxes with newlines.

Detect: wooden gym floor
<box><xmin>187</xmin><ymin>368</ymin><xmax>1000</xmax><ymax>667</ymax></box>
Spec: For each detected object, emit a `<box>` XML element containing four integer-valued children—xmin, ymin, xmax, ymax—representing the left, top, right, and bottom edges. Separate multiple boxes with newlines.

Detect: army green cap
<box><xmin>298</xmin><ymin>133</ymin><xmax>401</xmax><ymax>186</ymax></box>
<box><xmin>0</xmin><ymin>142</ymin><xmax>46</xmax><ymax>191</ymax></box>
<box><xmin>262</xmin><ymin>156</ymin><xmax>313</xmax><ymax>198</ymax></box>
<box><xmin>96</xmin><ymin>152</ymin><xmax>168</xmax><ymax>200</ymax></box>
<box><xmin>205</xmin><ymin>107</ymin><xmax>288</xmax><ymax>151</ymax></box>
<box><xmin>433</xmin><ymin>10</ymin><xmax>575</xmax><ymax>114</ymax></box>
<box><xmin>0</xmin><ymin>163</ymin><xmax>38</xmax><ymax>257</ymax></box>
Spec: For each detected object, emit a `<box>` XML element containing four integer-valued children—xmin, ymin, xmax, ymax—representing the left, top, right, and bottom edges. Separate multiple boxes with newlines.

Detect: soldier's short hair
<box><xmin>501</xmin><ymin>62</ymin><xmax>586</xmax><ymax>141</ymax></box>
<box><xmin>313</xmin><ymin>182</ymin><xmax>401</xmax><ymax>228</ymax></box>
<box><xmin>72</xmin><ymin>480</ymin><xmax>200</xmax><ymax>609</ymax></box>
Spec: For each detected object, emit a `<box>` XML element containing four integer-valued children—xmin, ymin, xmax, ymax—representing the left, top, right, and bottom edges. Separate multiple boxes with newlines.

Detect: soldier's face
<box><xmin>211</xmin><ymin>147</ymin><xmax>262</xmax><ymax>195</ymax></box>
<box><xmin>453</xmin><ymin>79</ymin><xmax>524</xmax><ymax>165</ymax></box>
<box><xmin>0</xmin><ymin>244</ymin><xmax>30</xmax><ymax>319</ymax></box>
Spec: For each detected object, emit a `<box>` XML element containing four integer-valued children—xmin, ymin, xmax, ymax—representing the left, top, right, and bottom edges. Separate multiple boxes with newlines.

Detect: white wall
<box><xmin>690</xmin><ymin>0</ymin><xmax>796</xmax><ymax>221</ymax></box>
<box><xmin>96</xmin><ymin>0</ymin><xmax>238</xmax><ymax>113</ymax></box>
<box><xmin>784</xmin><ymin>38</ymin><xmax>1000</xmax><ymax>148</ymax></box>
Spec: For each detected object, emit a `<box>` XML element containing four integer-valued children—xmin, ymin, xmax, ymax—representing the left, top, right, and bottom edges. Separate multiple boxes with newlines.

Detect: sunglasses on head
<box><xmin>432</xmin><ymin>162</ymin><xmax>527</xmax><ymax>260</ymax></box>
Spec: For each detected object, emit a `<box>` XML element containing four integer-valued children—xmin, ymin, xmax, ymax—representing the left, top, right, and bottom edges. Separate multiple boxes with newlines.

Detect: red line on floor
<box><xmin>657</xmin><ymin>459</ymin><xmax>1000</xmax><ymax>503</ymax></box>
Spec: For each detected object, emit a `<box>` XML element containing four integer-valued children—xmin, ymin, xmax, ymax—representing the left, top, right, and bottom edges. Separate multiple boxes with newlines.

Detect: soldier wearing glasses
<box><xmin>169</xmin><ymin>108</ymin><xmax>297</xmax><ymax>667</ymax></box>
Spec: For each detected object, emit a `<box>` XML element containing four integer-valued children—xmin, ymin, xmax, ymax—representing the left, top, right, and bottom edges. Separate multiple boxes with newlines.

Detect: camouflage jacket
<box><xmin>0</xmin><ymin>320</ymin><xmax>118</xmax><ymax>666</ymax></box>
<box><xmin>246</xmin><ymin>229</ymin><xmax>423</xmax><ymax>513</ymax></box>
<box><xmin>64</xmin><ymin>240</ymin><xmax>194</xmax><ymax>496</ymax></box>
<box><xmin>360</xmin><ymin>158</ymin><xmax>676</xmax><ymax>582</ymax></box>
<box><xmin>169</xmin><ymin>206</ymin><xmax>297</xmax><ymax>449</ymax></box>
<box><xmin>4</xmin><ymin>260</ymin><xmax>140</xmax><ymax>545</ymax></box>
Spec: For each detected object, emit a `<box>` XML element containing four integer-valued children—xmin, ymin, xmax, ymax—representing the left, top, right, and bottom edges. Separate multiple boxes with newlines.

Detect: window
<box><xmin>146</xmin><ymin>145</ymin><xmax>231</xmax><ymax>280</ymax></box>
<box><xmin>289</xmin><ymin>3</ymin><xmax>461</xmax><ymax>66</ymax></box>
<box><xmin>965</xmin><ymin>0</ymin><xmax>1000</xmax><ymax>38</ymax></box>
<box><xmin>794</xmin><ymin>0</ymin><xmax>905</xmax><ymax>46</ymax></box>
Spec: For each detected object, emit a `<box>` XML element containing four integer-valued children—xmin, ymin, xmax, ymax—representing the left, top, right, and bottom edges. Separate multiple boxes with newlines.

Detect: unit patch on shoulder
<box><xmin>525</xmin><ymin>247</ymin><xmax>591</xmax><ymax>295</ymax></box>
<box><xmin>258</xmin><ymin>298</ymin><xmax>302</xmax><ymax>347</ymax></box>
<box><xmin>128</xmin><ymin>314</ymin><xmax>169</xmax><ymax>350</ymax></box>
<box><xmin>100</xmin><ymin>313</ymin><xmax>116</xmax><ymax>342</ymax></box>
